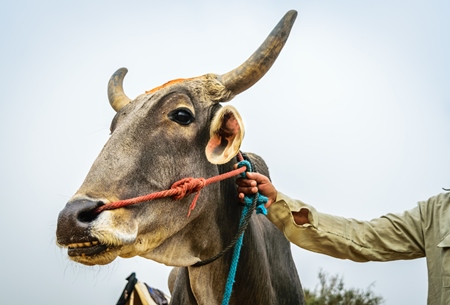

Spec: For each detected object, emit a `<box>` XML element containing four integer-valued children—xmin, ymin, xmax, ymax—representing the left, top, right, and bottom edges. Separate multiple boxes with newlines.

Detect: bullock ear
<box><xmin>206</xmin><ymin>105</ymin><xmax>244</xmax><ymax>164</ymax></box>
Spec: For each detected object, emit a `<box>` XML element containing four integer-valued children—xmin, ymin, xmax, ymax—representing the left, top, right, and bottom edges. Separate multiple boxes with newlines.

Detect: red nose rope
<box><xmin>94</xmin><ymin>153</ymin><xmax>246</xmax><ymax>217</ymax></box>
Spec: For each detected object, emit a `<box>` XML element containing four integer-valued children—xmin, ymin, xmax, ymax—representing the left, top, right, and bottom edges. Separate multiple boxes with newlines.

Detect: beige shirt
<box><xmin>267</xmin><ymin>191</ymin><xmax>450</xmax><ymax>305</ymax></box>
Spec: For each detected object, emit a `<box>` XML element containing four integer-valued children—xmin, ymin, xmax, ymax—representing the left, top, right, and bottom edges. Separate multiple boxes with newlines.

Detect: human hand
<box><xmin>235</xmin><ymin>171</ymin><xmax>277</xmax><ymax>209</ymax></box>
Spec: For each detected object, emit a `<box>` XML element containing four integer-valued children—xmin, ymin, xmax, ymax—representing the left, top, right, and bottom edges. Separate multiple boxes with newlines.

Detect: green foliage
<box><xmin>304</xmin><ymin>270</ymin><xmax>384</xmax><ymax>305</ymax></box>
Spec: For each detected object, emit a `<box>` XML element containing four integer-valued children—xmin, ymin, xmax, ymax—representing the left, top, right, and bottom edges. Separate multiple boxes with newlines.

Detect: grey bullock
<box><xmin>56</xmin><ymin>10</ymin><xmax>305</xmax><ymax>305</ymax></box>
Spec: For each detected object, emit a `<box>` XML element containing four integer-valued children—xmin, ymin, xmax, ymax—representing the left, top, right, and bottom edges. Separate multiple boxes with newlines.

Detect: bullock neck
<box><xmin>186</xmin><ymin>202</ymin><xmax>271</xmax><ymax>304</ymax></box>
<box><xmin>188</xmin><ymin>160</ymin><xmax>263</xmax><ymax>302</ymax></box>
<box><xmin>191</xmin><ymin>159</ymin><xmax>257</xmax><ymax>268</ymax></box>
<box><xmin>217</xmin><ymin>160</ymin><xmax>244</xmax><ymax>227</ymax></box>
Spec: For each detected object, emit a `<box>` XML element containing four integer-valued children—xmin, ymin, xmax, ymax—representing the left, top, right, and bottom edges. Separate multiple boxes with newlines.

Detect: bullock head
<box><xmin>56</xmin><ymin>10</ymin><xmax>297</xmax><ymax>266</ymax></box>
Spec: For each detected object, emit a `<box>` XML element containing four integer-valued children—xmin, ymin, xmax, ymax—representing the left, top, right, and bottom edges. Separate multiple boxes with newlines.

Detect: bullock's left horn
<box><xmin>218</xmin><ymin>10</ymin><xmax>297</xmax><ymax>96</ymax></box>
<box><xmin>108</xmin><ymin>67</ymin><xmax>131</xmax><ymax>112</ymax></box>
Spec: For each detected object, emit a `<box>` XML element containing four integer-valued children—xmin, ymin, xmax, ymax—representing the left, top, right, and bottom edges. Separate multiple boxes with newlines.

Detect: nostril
<box><xmin>76</xmin><ymin>201</ymin><xmax>104</xmax><ymax>223</ymax></box>
<box><xmin>78</xmin><ymin>209</ymin><xmax>98</xmax><ymax>223</ymax></box>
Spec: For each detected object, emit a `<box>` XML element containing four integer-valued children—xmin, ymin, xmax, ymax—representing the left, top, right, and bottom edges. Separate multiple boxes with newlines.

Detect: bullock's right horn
<box><xmin>108</xmin><ymin>67</ymin><xmax>131</xmax><ymax>112</ymax></box>
<box><xmin>218</xmin><ymin>10</ymin><xmax>297</xmax><ymax>96</ymax></box>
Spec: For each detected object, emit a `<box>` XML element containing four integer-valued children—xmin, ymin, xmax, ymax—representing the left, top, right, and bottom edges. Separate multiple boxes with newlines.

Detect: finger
<box><xmin>237</xmin><ymin>186</ymin><xmax>258</xmax><ymax>195</ymax></box>
<box><xmin>236</xmin><ymin>178</ymin><xmax>257</xmax><ymax>187</ymax></box>
<box><xmin>238</xmin><ymin>192</ymin><xmax>245</xmax><ymax>202</ymax></box>
<box><xmin>245</xmin><ymin>172</ymin><xmax>268</xmax><ymax>184</ymax></box>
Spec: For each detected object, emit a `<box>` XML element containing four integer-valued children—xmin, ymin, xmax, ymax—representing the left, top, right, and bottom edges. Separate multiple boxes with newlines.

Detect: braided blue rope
<box><xmin>221</xmin><ymin>160</ymin><xmax>268</xmax><ymax>305</ymax></box>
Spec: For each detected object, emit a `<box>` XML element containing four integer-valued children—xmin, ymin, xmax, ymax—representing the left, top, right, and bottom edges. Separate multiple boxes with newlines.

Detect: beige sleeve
<box><xmin>266</xmin><ymin>192</ymin><xmax>425</xmax><ymax>262</ymax></box>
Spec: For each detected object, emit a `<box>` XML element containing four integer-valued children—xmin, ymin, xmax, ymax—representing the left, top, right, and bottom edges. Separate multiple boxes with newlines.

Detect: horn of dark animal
<box><xmin>219</xmin><ymin>10</ymin><xmax>297</xmax><ymax>96</ymax></box>
<box><xmin>108</xmin><ymin>67</ymin><xmax>132</xmax><ymax>112</ymax></box>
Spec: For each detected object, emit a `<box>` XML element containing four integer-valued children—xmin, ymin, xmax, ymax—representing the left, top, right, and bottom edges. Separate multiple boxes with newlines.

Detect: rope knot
<box><xmin>170</xmin><ymin>177</ymin><xmax>206</xmax><ymax>200</ymax></box>
<box><xmin>170</xmin><ymin>177</ymin><xmax>206</xmax><ymax>217</ymax></box>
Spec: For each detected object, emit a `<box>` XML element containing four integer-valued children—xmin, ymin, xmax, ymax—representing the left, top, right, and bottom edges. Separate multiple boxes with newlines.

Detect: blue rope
<box><xmin>221</xmin><ymin>160</ymin><xmax>268</xmax><ymax>305</ymax></box>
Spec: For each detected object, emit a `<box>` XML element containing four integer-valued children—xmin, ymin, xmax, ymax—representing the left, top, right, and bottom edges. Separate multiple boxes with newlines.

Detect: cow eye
<box><xmin>168</xmin><ymin>108</ymin><xmax>195</xmax><ymax>125</ymax></box>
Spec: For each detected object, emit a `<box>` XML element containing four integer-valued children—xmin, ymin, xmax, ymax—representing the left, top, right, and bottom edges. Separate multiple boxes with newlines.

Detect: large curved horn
<box><xmin>108</xmin><ymin>67</ymin><xmax>132</xmax><ymax>112</ymax></box>
<box><xmin>218</xmin><ymin>10</ymin><xmax>297</xmax><ymax>96</ymax></box>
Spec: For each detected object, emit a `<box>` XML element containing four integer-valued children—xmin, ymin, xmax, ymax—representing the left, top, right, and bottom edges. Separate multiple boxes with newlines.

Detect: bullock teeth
<box><xmin>68</xmin><ymin>241</ymin><xmax>99</xmax><ymax>249</ymax></box>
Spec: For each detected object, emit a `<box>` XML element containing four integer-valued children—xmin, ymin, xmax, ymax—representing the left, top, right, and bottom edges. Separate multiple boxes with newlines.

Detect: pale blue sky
<box><xmin>1</xmin><ymin>1</ymin><xmax>449</xmax><ymax>304</ymax></box>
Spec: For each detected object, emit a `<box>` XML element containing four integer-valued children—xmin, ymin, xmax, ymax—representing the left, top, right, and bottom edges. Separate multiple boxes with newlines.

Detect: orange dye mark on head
<box><xmin>145</xmin><ymin>77</ymin><xmax>197</xmax><ymax>94</ymax></box>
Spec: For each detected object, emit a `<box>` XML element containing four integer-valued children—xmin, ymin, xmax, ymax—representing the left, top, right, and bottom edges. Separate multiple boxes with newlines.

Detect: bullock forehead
<box><xmin>145</xmin><ymin>77</ymin><xmax>197</xmax><ymax>94</ymax></box>
<box><xmin>143</xmin><ymin>74</ymin><xmax>234</xmax><ymax>104</ymax></box>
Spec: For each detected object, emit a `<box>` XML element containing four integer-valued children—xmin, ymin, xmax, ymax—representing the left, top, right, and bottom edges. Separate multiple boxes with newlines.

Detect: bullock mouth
<box><xmin>67</xmin><ymin>239</ymin><xmax>109</xmax><ymax>257</ymax></box>
<box><xmin>59</xmin><ymin>237</ymin><xmax>123</xmax><ymax>265</ymax></box>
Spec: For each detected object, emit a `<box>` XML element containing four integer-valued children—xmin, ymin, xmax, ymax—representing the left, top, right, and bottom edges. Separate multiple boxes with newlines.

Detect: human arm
<box><xmin>269</xmin><ymin>192</ymin><xmax>426</xmax><ymax>262</ymax></box>
<box><xmin>236</xmin><ymin>172</ymin><xmax>426</xmax><ymax>262</ymax></box>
